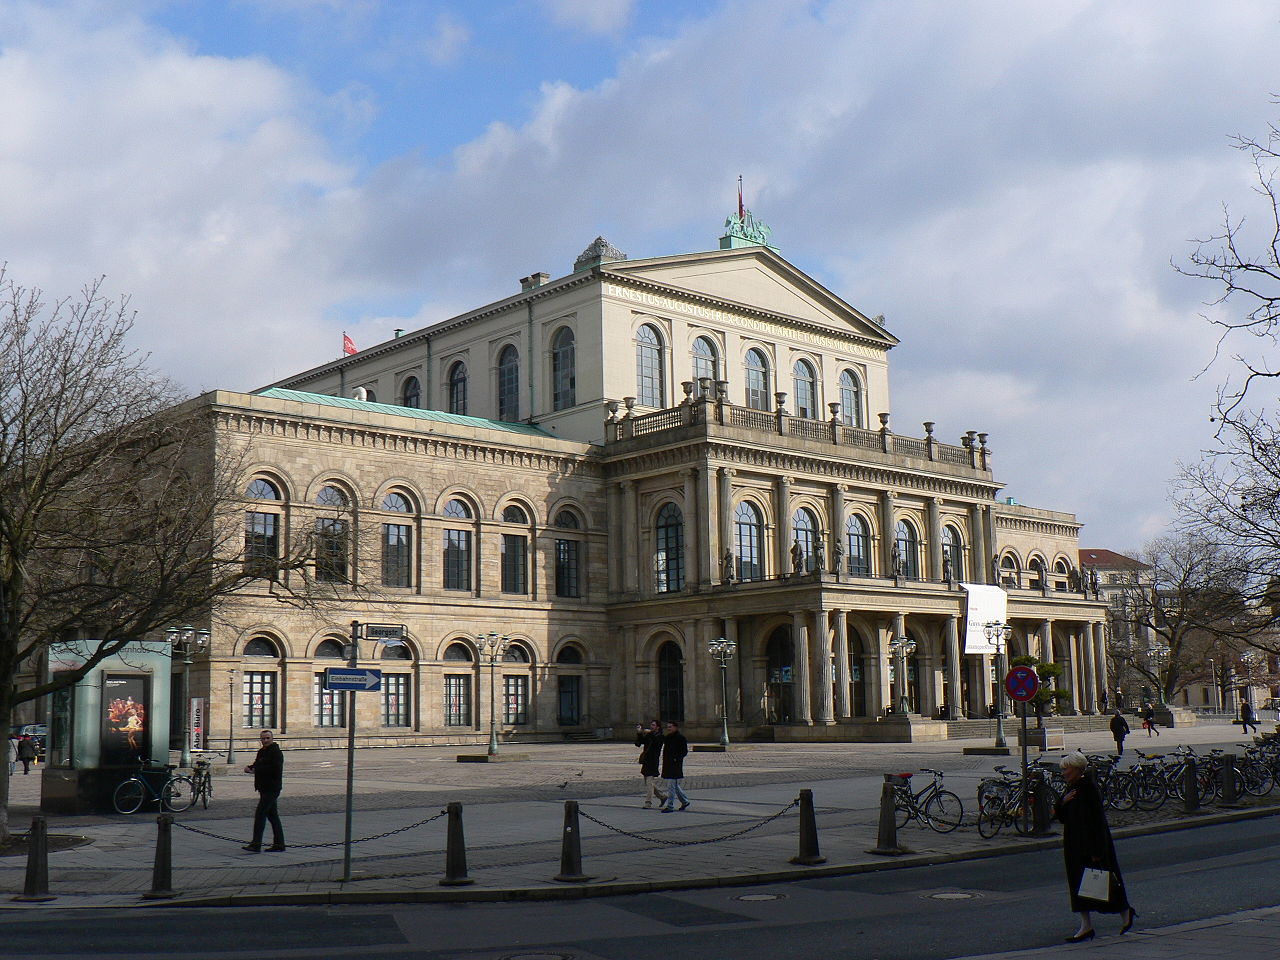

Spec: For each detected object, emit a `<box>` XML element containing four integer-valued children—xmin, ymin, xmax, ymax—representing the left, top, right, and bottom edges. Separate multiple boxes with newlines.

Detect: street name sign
<box><xmin>1005</xmin><ymin>666</ymin><xmax>1040</xmax><ymax>703</ymax></box>
<box><xmin>364</xmin><ymin>623</ymin><xmax>405</xmax><ymax>643</ymax></box>
<box><xmin>324</xmin><ymin>667</ymin><xmax>382</xmax><ymax>691</ymax></box>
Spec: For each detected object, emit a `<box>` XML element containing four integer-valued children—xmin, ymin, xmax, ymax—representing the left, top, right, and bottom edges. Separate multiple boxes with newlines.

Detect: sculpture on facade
<box><xmin>813</xmin><ymin>537</ymin><xmax>826</xmax><ymax>573</ymax></box>
<box><xmin>891</xmin><ymin>541</ymin><xmax>903</xmax><ymax>578</ymax></box>
<box><xmin>1089</xmin><ymin>567</ymin><xmax>1100</xmax><ymax>596</ymax></box>
<box><xmin>722</xmin><ymin>549</ymin><xmax>735</xmax><ymax>583</ymax></box>
<box><xmin>942</xmin><ymin>552</ymin><xmax>953</xmax><ymax>585</ymax></box>
<box><xmin>832</xmin><ymin>539</ymin><xmax>844</xmax><ymax>575</ymax></box>
<box><xmin>790</xmin><ymin>538</ymin><xmax>804</xmax><ymax>574</ymax></box>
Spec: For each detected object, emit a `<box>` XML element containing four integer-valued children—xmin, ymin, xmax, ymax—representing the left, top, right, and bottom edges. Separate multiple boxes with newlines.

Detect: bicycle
<box><xmin>977</xmin><ymin>766</ymin><xmax>1058</xmax><ymax>839</ymax></box>
<box><xmin>892</xmin><ymin>768</ymin><xmax>964</xmax><ymax>833</ymax></box>
<box><xmin>190</xmin><ymin>756</ymin><xmax>214</xmax><ymax>809</ymax></box>
<box><xmin>112</xmin><ymin>758</ymin><xmax>195</xmax><ymax>814</ymax></box>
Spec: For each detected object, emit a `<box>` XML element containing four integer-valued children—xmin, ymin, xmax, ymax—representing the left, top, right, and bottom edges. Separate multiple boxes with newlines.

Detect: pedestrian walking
<box><xmin>634</xmin><ymin>720</ymin><xmax>668</xmax><ymax>808</ymax></box>
<box><xmin>1240</xmin><ymin>698</ymin><xmax>1258</xmax><ymax>735</ymax></box>
<box><xmin>658</xmin><ymin>720</ymin><xmax>690</xmax><ymax>812</ymax></box>
<box><xmin>1109</xmin><ymin>710</ymin><xmax>1130</xmax><ymax>757</ymax></box>
<box><xmin>1053</xmin><ymin>752</ymin><xmax>1137</xmax><ymax>942</ymax></box>
<box><xmin>243</xmin><ymin>729</ymin><xmax>286</xmax><ymax>852</ymax></box>
<box><xmin>1141</xmin><ymin>702</ymin><xmax>1159</xmax><ymax>737</ymax></box>
<box><xmin>17</xmin><ymin>735</ymin><xmax>37</xmax><ymax>774</ymax></box>
<box><xmin>7</xmin><ymin>734</ymin><xmax>18</xmax><ymax>776</ymax></box>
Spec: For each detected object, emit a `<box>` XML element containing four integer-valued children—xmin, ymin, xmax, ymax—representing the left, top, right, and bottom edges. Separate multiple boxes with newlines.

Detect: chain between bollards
<box><xmin>142</xmin><ymin>814</ymin><xmax>176</xmax><ymax>900</ymax></box>
<box><xmin>439</xmin><ymin>801</ymin><xmax>473</xmax><ymax>886</ymax></box>
<box><xmin>12</xmin><ymin>816</ymin><xmax>55</xmax><ymax>903</ymax></box>
<box><xmin>552</xmin><ymin>800</ymin><xmax>594</xmax><ymax>883</ymax></box>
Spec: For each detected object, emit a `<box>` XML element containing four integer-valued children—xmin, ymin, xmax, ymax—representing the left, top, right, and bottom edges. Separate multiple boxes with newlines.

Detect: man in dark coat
<box><xmin>658</xmin><ymin>720</ymin><xmax>690</xmax><ymax>812</ymax></box>
<box><xmin>16</xmin><ymin>736</ymin><xmax>37</xmax><ymax>774</ymax></box>
<box><xmin>634</xmin><ymin>720</ymin><xmax>668</xmax><ymax>808</ymax></box>
<box><xmin>243</xmin><ymin>729</ymin><xmax>285</xmax><ymax>852</ymax></box>
<box><xmin>1109</xmin><ymin>710</ymin><xmax>1130</xmax><ymax>757</ymax></box>
<box><xmin>1240</xmin><ymin>699</ymin><xmax>1258</xmax><ymax>735</ymax></box>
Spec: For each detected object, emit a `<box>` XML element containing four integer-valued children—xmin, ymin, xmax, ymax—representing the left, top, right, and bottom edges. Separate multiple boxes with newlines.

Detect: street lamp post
<box><xmin>227</xmin><ymin>668</ymin><xmax>237</xmax><ymax>765</ymax></box>
<box><xmin>1208</xmin><ymin>658</ymin><xmax>1220</xmax><ymax>712</ymax></box>
<box><xmin>478</xmin><ymin>632</ymin><xmax>510</xmax><ymax>757</ymax></box>
<box><xmin>165</xmin><ymin>625</ymin><xmax>210</xmax><ymax>768</ymax></box>
<box><xmin>889</xmin><ymin>635</ymin><xmax>917</xmax><ymax>715</ymax></box>
<box><xmin>707</xmin><ymin>637</ymin><xmax>737</xmax><ymax>746</ymax></box>
<box><xmin>984</xmin><ymin>621</ymin><xmax>1013</xmax><ymax>749</ymax></box>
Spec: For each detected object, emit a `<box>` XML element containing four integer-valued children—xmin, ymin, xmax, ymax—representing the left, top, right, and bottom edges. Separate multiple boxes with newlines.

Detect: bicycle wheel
<box><xmin>977</xmin><ymin>780</ymin><xmax>1010</xmax><ymax>814</ymax></box>
<box><xmin>1242</xmin><ymin>761</ymin><xmax>1272</xmax><ymax>797</ymax></box>
<box><xmin>162</xmin><ymin>776</ymin><xmax>194</xmax><ymax>812</ymax></box>
<box><xmin>923</xmin><ymin>790</ymin><xmax>964</xmax><ymax>833</ymax></box>
<box><xmin>1134</xmin><ymin>772</ymin><xmax>1167</xmax><ymax>811</ymax></box>
<box><xmin>200</xmin><ymin>773</ymin><xmax>213</xmax><ymax>809</ymax></box>
<box><xmin>1010</xmin><ymin>794</ymin><xmax>1035</xmax><ymax>835</ymax></box>
<box><xmin>113</xmin><ymin>779</ymin><xmax>146</xmax><ymax>815</ymax></box>
<box><xmin>977</xmin><ymin>800</ymin><xmax>1004</xmax><ymax>838</ymax></box>
<box><xmin>1108</xmin><ymin>773</ymin><xmax>1136</xmax><ymax>812</ymax></box>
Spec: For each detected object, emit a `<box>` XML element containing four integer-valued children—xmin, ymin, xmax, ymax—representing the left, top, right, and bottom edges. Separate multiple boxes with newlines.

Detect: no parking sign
<box><xmin>1005</xmin><ymin>666</ymin><xmax>1040</xmax><ymax>703</ymax></box>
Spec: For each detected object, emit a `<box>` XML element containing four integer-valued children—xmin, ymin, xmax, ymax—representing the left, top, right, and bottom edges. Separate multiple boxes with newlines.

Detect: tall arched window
<box><xmin>635</xmin><ymin>324</ymin><xmax>664</xmax><ymax>407</ymax></box>
<box><xmin>246</xmin><ymin>478</ymin><xmax>280</xmax><ymax>500</ymax></box>
<box><xmin>1000</xmin><ymin>554</ymin><xmax>1020</xmax><ymax>588</ymax></box>
<box><xmin>553</xmin><ymin>508</ymin><xmax>583</xmax><ymax>598</ymax></box>
<box><xmin>894</xmin><ymin>519</ymin><xmax>920</xmax><ymax>579</ymax></box>
<box><xmin>846</xmin><ymin>514</ymin><xmax>871</xmax><ymax>576</ymax></box>
<box><xmin>792</xmin><ymin>507</ymin><xmax>819</xmax><ymax>572</ymax></box>
<box><xmin>1029</xmin><ymin>557</ymin><xmax>1047</xmax><ymax>589</ymax></box>
<box><xmin>501</xmin><ymin>503</ymin><xmax>530</xmax><ymax>595</ymax></box>
<box><xmin>792</xmin><ymin>359</ymin><xmax>818</xmax><ymax>419</ymax></box>
<box><xmin>745</xmin><ymin>348</ymin><xmax>771</xmax><ymax>411</ymax></box>
<box><xmin>381</xmin><ymin>491</ymin><xmax>413</xmax><ymax>588</ymax></box>
<box><xmin>691</xmin><ymin>336</ymin><xmax>719</xmax><ymax>383</ymax></box>
<box><xmin>245</xmin><ymin>478</ymin><xmax>282</xmax><ymax>579</ymax></box>
<box><xmin>443</xmin><ymin>498</ymin><xmax>473</xmax><ymax>591</ymax></box>
<box><xmin>497</xmin><ymin>345</ymin><xmax>520</xmax><ymax>421</ymax></box>
<box><xmin>734</xmin><ymin>501</ymin><xmax>764</xmax><ymax>581</ymax></box>
<box><xmin>314</xmin><ymin>485</ymin><xmax>349</xmax><ymax>583</ymax></box>
<box><xmin>551</xmin><ymin>327</ymin><xmax>576</xmax><ymax>410</ymax></box>
<box><xmin>943</xmin><ymin>525</ymin><xmax>965</xmax><ymax>580</ymax></box>
<box><xmin>447</xmin><ymin>361</ymin><xmax>467</xmax><ymax>415</ymax></box>
<box><xmin>401</xmin><ymin>376</ymin><xmax>421</xmax><ymax>409</ymax></box>
<box><xmin>839</xmin><ymin>369</ymin><xmax>864</xmax><ymax>427</ymax></box>
<box><xmin>657</xmin><ymin>641</ymin><xmax>684</xmax><ymax>722</ymax></box>
<box><xmin>655</xmin><ymin>502</ymin><xmax>685</xmax><ymax>593</ymax></box>
<box><xmin>1053</xmin><ymin>558</ymin><xmax>1070</xmax><ymax>591</ymax></box>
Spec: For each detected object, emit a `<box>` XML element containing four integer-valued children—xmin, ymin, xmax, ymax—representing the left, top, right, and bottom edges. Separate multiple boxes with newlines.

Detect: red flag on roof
<box><xmin>738</xmin><ymin>175</ymin><xmax>745</xmax><ymax>220</ymax></box>
<box><xmin>342</xmin><ymin>332</ymin><xmax>357</xmax><ymax>355</ymax></box>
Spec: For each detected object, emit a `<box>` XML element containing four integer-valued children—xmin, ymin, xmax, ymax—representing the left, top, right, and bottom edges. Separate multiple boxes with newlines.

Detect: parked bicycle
<box><xmin>112</xmin><ymin>758</ymin><xmax>195</xmax><ymax>814</ymax></box>
<box><xmin>190</xmin><ymin>755</ymin><xmax>214</xmax><ymax>809</ymax></box>
<box><xmin>892</xmin><ymin>768</ymin><xmax>964</xmax><ymax>833</ymax></box>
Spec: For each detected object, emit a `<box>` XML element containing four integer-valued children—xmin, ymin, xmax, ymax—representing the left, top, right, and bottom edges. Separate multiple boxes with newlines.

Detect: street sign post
<box><xmin>324</xmin><ymin>667</ymin><xmax>383</xmax><ymax>691</ymax></box>
<box><xmin>1005</xmin><ymin>666</ymin><xmax>1041</xmax><ymax>785</ymax></box>
<box><xmin>363</xmin><ymin>623</ymin><xmax>405</xmax><ymax>643</ymax></box>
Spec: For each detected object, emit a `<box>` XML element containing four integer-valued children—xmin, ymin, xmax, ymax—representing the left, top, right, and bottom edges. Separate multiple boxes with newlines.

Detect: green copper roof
<box><xmin>257</xmin><ymin>388</ymin><xmax>553</xmax><ymax>438</ymax></box>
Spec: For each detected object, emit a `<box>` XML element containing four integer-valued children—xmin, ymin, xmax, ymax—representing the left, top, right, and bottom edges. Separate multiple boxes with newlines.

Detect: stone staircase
<box><xmin>945</xmin><ymin>715</ymin><xmax>1114</xmax><ymax>740</ymax></box>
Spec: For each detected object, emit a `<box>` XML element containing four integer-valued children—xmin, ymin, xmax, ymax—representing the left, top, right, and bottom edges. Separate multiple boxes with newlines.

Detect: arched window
<box><xmin>792</xmin><ymin>508</ymin><xmax>819</xmax><ymax>572</ymax></box>
<box><xmin>839</xmin><ymin>369</ymin><xmax>864</xmax><ymax>428</ymax></box>
<box><xmin>657</xmin><ymin>641</ymin><xmax>684</xmax><ymax>722</ymax></box>
<box><xmin>314</xmin><ymin>485</ymin><xmax>349</xmax><ymax>583</ymax></box>
<box><xmin>315</xmin><ymin>639</ymin><xmax>345</xmax><ymax>659</ymax></box>
<box><xmin>1029</xmin><ymin>557</ymin><xmax>1047</xmax><ymax>589</ymax></box>
<box><xmin>1053</xmin><ymin>558</ymin><xmax>1070</xmax><ymax>591</ymax></box>
<box><xmin>242</xmin><ymin>638</ymin><xmax>279</xmax><ymax>728</ymax></box>
<box><xmin>792</xmin><ymin>359</ymin><xmax>818</xmax><ymax>419</ymax></box>
<box><xmin>497</xmin><ymin>345</ymin><xmax>520</xmax><ymax>421</ymax></box>
<box><xmin>635</xmin><ymin>324</ymin><xmax>664</xmax><ymax>407</ymax></box>
<box><xmin>447</xmin><ymin>361</ymin><xmax>467</xmax><ymax>415</ymax></box>
<box><xmin>734</xmin><ymin>501</ymin><xmax>764</xmax><ymax>582</ymax></box>
<box><xmin>246</xmin><ymin>478</ymin><xmax>280</xmax><ymax>500</ymax></box>
<box><xmin>655</xmin><ymin>502</ymin><xmax>685</xmax><ymax>593</ymax></box>
<box><xmin>244</xmin><ymin>637</ymin><xmax>279</xmax><ymax>657</ymax></box>
<box><xmin>692</xmin><ymin>336</ymin><xmax>719</xmax><ymax>383</ymax></box>
<box><xmin>381</xmin><ymin>491</ymin><xmax>413</xmax><ymax>588</ymax></box>
<box><xmin>846</xmin><ymin>514</ymin><xmax>871</xmax><ymax>576</ymax></box>
<box><xmin>502</xmin><ymin>504</ymin><xmax>528</xmax><ymax>524</ymax></box>
<box><xmin>316</xmin><ymin>485</ymin><xmax>348</xmax><ymax>508</ymax></box>
<box><xmin>943</xmin><ymin>525</ymin><xmax>965</xmax><ymax>580</ymax></box>
<box><xmin>555</xmin><ymin>645</ymin><xmax>584</xmax><ymax>664</ymax></box>
<box><xmin>551</xmin><ymin>327</ymin><xmax>576</xmax><ymax>411</ymax></box>
<box><xmin>554</xmin><ymin>509</ymin><xmax>583</xmax><ymax>598</ymax></box>
<box><xmin>443</xmin><ymin>499</ymin><xmax>473</xmax><ymax>591</ymax></box>
<box><xmin>503</xmin><ymin>643</ymin><xmax>530</xmax><ymax>663</ymax></box>
<box><xmin>745</xmin><ymin>348</ymin><xmax>771</xmax><ymax>411</ymax></box>
<box><xmin>894</xmin><ymin>519</ymin><xmax>920</xmax><ymax>579</ymax></box>
<box><xmin>443</xmin><ymin>642</ymin><xmax>473</xmax><ymax>661</ymax></box>
<box><xmin>1000</xmin><ymin>554</ymin><xmax>1019</xmax><ymax>588</ymax></box>
<box><xmin>401</xmin><ymin>376</ymin><xmax>421</xmax><ymax>409</ymax></box>
<box><xmin>501</xmin><ymin>503</ymin><xmax>530</xmax><ymax>594</ymax></box>
<box><xmin>382</xmin><ymin>492</ymin><xmax>412</xmax><ymax>512</ymax></box>
<box><xmin>381</xmin><ymin>643</ymin><xmax>411</xmax><ymax>660</ymax></box>
<box><xmin>363</xmin><ymin>388</ymin><xmax>376</xmax><ymax>403</ymax></box>
<box><xmin>553</xmin><ymin>509</ymin><xmax>580</xmax><ymax>529</ymax></box>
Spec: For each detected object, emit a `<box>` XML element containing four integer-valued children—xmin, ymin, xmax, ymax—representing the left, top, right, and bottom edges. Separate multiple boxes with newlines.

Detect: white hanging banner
<box><xmin>960</xmin><ymin>584</ymin><xmax>1008</xmax><ymax>654</ymax></box>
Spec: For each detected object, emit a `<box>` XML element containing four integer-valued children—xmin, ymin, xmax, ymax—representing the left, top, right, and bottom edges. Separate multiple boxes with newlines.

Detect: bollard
<box><xmin>1219</xmin><ymin>754</ymin><xmax>1241</xmax><ymax>806</ymax></box>
<box><xmin>12</xmin><ymin>816</ymin><xmax>55</xmax><ymax>902</ymax></box>
<box><xmin>439</xmin><ymin>802</ymin><xmax>474</xmax><ymax>886</ymax></box>
<box><xmin>1029</xmin><ymin>777</ymin><xmax>1055</xmax><ymax>836</ymax></box>
<box><xmin>789</xmin><ymin>789</ymin><xmax>826</xmax><ymax>865</ymax></box>
<box><xmin>142</xmin><ymin>814</ymin><xmax>176</xmax><ymax>900</ymax></box>
<box><xmin>867</xmin><ymin>776</ymin><xmax>910</xmax><ymax>856</ymax></box>
<box><xmin>552</xmin><ymin>800</ymin><xmax>594</xmax><ymax>883</ymax></box>
<box><xmin>1183</xmin><ymin>757</ymin><xmax>1200</xmax><ymax>812</ymax></box>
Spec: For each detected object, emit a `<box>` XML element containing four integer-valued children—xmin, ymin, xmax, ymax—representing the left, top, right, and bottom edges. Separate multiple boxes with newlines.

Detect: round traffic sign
<box><xmin>1005</xmin><ymin>665</ymin><xmax>1040</xmax><ymax>702</ymax></box>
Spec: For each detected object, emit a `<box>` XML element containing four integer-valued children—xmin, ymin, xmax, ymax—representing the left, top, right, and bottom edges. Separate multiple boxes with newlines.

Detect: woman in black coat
<box><xmin>1053</xmin><ymin>752</ymin><xmax>1136</xmax><ymax>941</ymax></box>
<box><xmin>634</xmin><ymin>720</ymin><xmax>667</xmax><ymax>808</ymax></box>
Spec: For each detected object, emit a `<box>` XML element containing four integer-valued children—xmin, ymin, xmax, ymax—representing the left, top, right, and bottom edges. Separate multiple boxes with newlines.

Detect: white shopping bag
<box><xmin>1078</xmin><ymin>867</ymin><xmax>1112</xmax><ymax>901</ymax></box>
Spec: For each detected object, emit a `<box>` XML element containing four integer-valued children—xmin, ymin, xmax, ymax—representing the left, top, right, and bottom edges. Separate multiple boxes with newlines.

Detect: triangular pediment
<box><xmin>603</xmin><ymin>247</ymin><xmax>897</xmax><ymax>348</ymax></box>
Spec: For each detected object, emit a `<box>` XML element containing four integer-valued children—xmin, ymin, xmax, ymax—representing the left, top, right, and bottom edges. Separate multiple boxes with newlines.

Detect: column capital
<box><xmin>833</xmin><ymin>482</ymin><xmax>848</xmax><ymax>493</ymax></box>
<box><xmin>719</xmin><ymin>466</ymin><xmax>736</xmax><ymax>479</ymax></box>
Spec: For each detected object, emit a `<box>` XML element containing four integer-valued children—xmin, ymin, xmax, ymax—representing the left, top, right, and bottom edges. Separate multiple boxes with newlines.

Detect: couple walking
<box><xmin>635</xmin><ymin>719</ymin><xmax>691</xmax><ymax>812</ymax></box>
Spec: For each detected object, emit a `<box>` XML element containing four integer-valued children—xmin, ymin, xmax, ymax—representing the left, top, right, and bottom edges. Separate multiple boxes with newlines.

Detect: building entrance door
<box><xmin>765</xmin><ymin>626</ymin><xmax>795</xmax><ymax>723</ymax></box>
<box><xmin>657</xmin><ymin>641</ymin><xmax>685</xmax><ymax>723</ymax></box>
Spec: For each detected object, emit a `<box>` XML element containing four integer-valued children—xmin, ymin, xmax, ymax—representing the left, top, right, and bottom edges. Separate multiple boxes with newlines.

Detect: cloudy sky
<box><xmin>3</xmin><ymin>0</ymin><xmax>1278</xmax><ymax>549</ymax></box>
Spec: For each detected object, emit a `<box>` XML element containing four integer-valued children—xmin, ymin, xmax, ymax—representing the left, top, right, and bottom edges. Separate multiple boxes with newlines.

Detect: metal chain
<box><xmin>170</xmin><ymin>808</ymin><xmax>448</xmax><ymax>848</ymax></box>
<box><xmin>576</xmin><ymin>798</ymin><xmax>798</xmax><ymax>847</ymax></box>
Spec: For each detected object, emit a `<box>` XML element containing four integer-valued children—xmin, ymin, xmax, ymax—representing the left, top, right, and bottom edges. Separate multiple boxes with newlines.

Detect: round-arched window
<box><xmin>503</xmin><ymin>644</ymin><xmax>531</xmax><ymax>663</ymax></box>
<box><xmin>497</xmin><ymin>345</ymin><xmax>520</xmax><ymax>421</ymax></box>
<box><xmin>745</xmin><ymin>348</ymin><xmax>771</xmax><ymax>411</ymax></box>
<box><xmin>443</xmin><ymin>642</ymin><xmax>473</xmax><ymax>662</ymax></box>
<box><xmin>551</xmin><ymin>327</ymin><xmax>576</xmax><ymax>411</ymax></box>
<box><xmin>943</xmin><ymin>525</ymin><xmax>965</xmax><ymax>580</ymax></box>
<box><xmin>792</xmin><ymin>359</ymin><xmax>818</xmax><ymax>419</ymax></box>
<box><xmin>316</xmin><ymin>485</ymin><xmax>348</xmax><ymax>508</ymax></box>
<box><xmin>838</xmin><ymin>369</ymin><xmax>863</xmax><ymax>427</ymax></box>
<box><xmin>553</xmin><ymin>509</ymin><xmax>580</xmax><ymax>529</ymax></box>
<box><xmin>444</xmin><ymin>499</ymin><xmax>472</xmax><ymax>520</ymax></box>
<box><xmin>655</xmin><ymin>502</ymin><xmax>685</xmax><ymax>593</ymax></box>
<box><xmin>315</xmin><ymin>638</ymin><xmax>345</xmax><ymax>659</ymax></box>
<box><xmin>692</xmin><ymin>336</ymin><xmax>719</xmax><ymax>383</ymax></box>
<box><xmin>792</xmin><ymin>507</ymin><xmax>819</xmax><ymax>572</ymax></box>
<box><xmin>447</xmin><ymin>360</ymin><xmax>467</xmax><ymax>415</ymax></box>
<box><xmin>402</xmin><ymin>376</ymin><xmax>421</xmax><ymax>409</ymax></box>
<box><xmin>556</xmin><ymin>645</ymin><xmax>584</xmax><ymax>664</ymax></box>
<box><xmin>381</xmin><ymin>644</ymin><xmax>412</xmax><ymax>660</ymax></box>
<box><xmin>502</xmin><ymin>504</ymin><xmax>529</xmax><ymax>524</ymax></box>
<box><xmin>894</xmin><ymin>519</ymin><xmax>920</xmax><ymax>579</ymax></box>
<box><xmin>246</xmin><ymin>478</ymin><xmax>280</xmax><ymax>500</ymax></box>
<box><xmin>382</xmin><ymin>491</ymin><xmax>412</xmax><ymax>512</ymax></box>
<box><xmin>244</xmin><ymin>637</ymin><xmax>279</xmax><ymax>657</ymax></box>
<box><xmin>635</xmin><ymin>324</ymin><xmax>664</xmax><ymax>407</ymax></box>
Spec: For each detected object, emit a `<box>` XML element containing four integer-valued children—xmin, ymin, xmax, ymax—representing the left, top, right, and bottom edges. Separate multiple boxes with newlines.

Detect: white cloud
<box><xmin>541</xmin><ymin>0</ymin><xmax>635</xmax><ymax>37</ymax></box>
<box><xmin>422</xmin><ymin>11</ymin><xmax>470</xmax><ymax>66</ymax></box>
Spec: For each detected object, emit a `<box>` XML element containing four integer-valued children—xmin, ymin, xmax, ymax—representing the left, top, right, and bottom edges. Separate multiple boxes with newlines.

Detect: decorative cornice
<box><xmin>995</xmin><ymin>513</ymin><xmax>1082</xmax><ymax>538</ymax></box>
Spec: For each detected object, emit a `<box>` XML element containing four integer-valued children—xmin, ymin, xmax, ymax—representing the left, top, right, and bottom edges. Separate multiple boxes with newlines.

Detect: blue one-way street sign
<box><xmin>324</xmin><ymin>667</ymin><xmax>382</xmax><ymax>691</ymax></box>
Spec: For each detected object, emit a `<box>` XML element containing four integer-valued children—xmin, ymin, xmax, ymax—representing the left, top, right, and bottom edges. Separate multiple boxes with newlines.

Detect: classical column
<box><xmin>832</xmin><ymin>609</ymin><xmax>851</xmax><ymax>719</ymax></box>
<box><xmin>969</xmin><ymin>503</ymin><xmax>988</xmax><ymax>584</ymax></box>
<box><xmin>944</xmin><ymin>616</ymin><xmax>963</xmax><ymax>720</ymax></box>
<box><xmin>1093</xmin><ymin>622</ymin><xmax>1109</xmax><ymax>702</ymax></box>
<box><xmin>983</xmin><ymin>506</ymin><xmax>998</xmax><ymax>578</ymax></box>
<box><xmin>970</xmin><ymin>655</ymin><xmax>993</xmax><ymax>718</ymax></box>
<box><xmin>829</xmin><ymin>484</ymin><xmax>847</xmax><ymax>574</ymax></box>
<box><xmin>893</xmin><ymin>612</ymin><xmax>908</xmax><ymax>712</ymax></box>
<box><xmin>1061</xmin><ymin>627</ymin><xmax>1080</xmax><ymax>715</ymax></box>
<box><xmin>812</xmin><ymin>608</ymin><xmax>835</xmax><ymax>724</ymax></box>
<box><xmin>880</xmin><ymin>491</ymin><xmax>897</xmax><ymax>575</ymax></box>
<box><xmin>607</xmin><ymin>483</ymin><xmax>623</xmax><ymax>593</ymax></box>
<box><xmin>868</xmin><ymin>621</ymin><xmax>891</xmax><ymax>715</ymax></box>
<box><xmin>1037</xmin><ymin>619</ymin><xmax>1053</xmax><ymax>664</ymax></box>
<box><xmin>791</xmin><ymin>610</ymin><xmax>813</xmax><ymax>723</ymax></box>
<box><xmin>621</xmin><ymin>480</ymin><xmax>639</xmax><ymax>594</ymax></box>
<box><xmin>776</xmin><ymin>476</ymin><xmax>793</xmax><ymax>575</ymax></box>
<box><xmin>718</xmin><ymin>468</ymin><xmax>735</xmax><ymax>579</ymax></box>
<box><xmin>682</xmin><ymin>469</ymin><xmax>699</xmax><ymax>588</ymax></box>
<box><xmin>698</xmin><ymin>463</ymin><xmax>717</xmax><ymax>587</ymax></box>
<box><xmin>1080</xmin><ymin>624</ymin><xmax>1097</xmax><ymax>714</ymax></box>
<box><xmin>926</xmin><ymin>497</ymin><xmax>943</xmax><ymax>581</ymax></box>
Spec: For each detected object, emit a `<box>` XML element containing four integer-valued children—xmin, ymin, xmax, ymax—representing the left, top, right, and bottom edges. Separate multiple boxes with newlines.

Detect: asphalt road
<box><xmin>3</xmin><ymin>814</ymin><xmax>1277</xmax><ymax>960</ymax></box>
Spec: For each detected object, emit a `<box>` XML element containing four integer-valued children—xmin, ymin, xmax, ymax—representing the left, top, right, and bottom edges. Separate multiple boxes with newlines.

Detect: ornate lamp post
<box><xmin>165</xmin><ymin>625</ymin><xmax>210</xmax><ymax>768</ymax></box>
<box><xmin>984</xmin><ymin>621</ymin><xmax>1013</xmax><ymax>749</ymax></box>
<box><xmin>227</xmin><ymin>668</ymin><xmax>238</xmax><ymax>765</ymax></box>
<box><xmin>1150</xmin><ymin>644</ymin><xmax>1170</xmax><ymax>705</ymax></box>
<box><xmin>889</xmin><ymin>635</ymin><xmax>917</xmax><ymax>715</ymax></box>
<box><xmin>707</xmin><ymin>636</ymin><xmax>737</xmax><ymax>746</ymax></box>
<box><xmin>478</xmin><ymin>632</ymin><xmax>510</xmax><ymax>757</ymax></box>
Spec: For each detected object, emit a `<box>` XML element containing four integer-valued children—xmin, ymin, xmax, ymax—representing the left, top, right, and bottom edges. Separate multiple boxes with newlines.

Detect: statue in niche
<box><xmin>832</xmin><ymin>539</ymin><xmax>845</xmax><ymax>575</ymax></box>
<box><xmin>790</xmin><ymin>539</ymin><xmax>804</xmax><ymax>575</ymax></box>
<box><xmin>990</xmin><ymin>555</ymin><xmax>1001</xmax><ymax>585</ymax></box>
<box><xmin>943</xmin><ymin>553</ymin><xmax>953</xmax><ymax>585</ymax></box>
<box><xmin>722</xmin><ymin>549</ymin><xmax>735</xmax><ymax>583</ymax></box>
<box><xmin>891</xmin><ymin>541</ymin><xmax>903</xmax><ymax>578</ymax></box>
<box><xmin>813</xmin><ymin>537</ymin><xmax>826</xmax><ymax>573</ymax></box>
<box><xmin>1089</xmin><ymin>568</ymin><xmax>1100</xmax><ymax>596</ymax></box>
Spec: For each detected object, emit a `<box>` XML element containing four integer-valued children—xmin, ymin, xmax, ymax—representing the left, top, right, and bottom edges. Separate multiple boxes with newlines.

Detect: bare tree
<box><xmin>0</xmin><ymin>268</ymin><xmax>334</xmax><ymax>840</ymax></box>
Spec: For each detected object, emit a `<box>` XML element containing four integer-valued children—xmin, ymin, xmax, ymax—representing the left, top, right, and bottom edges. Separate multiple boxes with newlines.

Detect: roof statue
<box><xmin>721</xmin><ymin>178</ymin><xmax>779</xmax><ymax>251</ymax></box>
<box><xmin>574</xmin><ymin>236</ymin><xmax>628</xmax><ymax>271</ymax></box>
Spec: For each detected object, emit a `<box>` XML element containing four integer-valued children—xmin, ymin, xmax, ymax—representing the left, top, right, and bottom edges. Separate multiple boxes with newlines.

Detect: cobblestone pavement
<box><xmin>0</xmin><ymin>719</ymin><xmax>1275</xmax><ymax>912</ymax></box>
